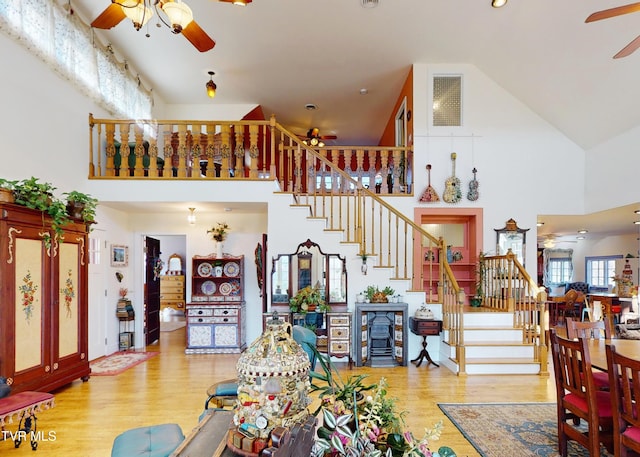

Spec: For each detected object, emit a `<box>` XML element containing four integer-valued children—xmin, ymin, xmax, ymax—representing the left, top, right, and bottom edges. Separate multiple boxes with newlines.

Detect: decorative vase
<box><xmin>214</xmin><ymin>265</ymin><xmax>223</xmax><ymax>277</ymax></box>
<box><xmin>215</xmin><ymin>241</ymin><xmax>224</xmax><ymax>258</ymax></box>
<box><xmin>470</xmin><ymin>296</ymin><xmax>483</xmax><ymax>307</ymax></box>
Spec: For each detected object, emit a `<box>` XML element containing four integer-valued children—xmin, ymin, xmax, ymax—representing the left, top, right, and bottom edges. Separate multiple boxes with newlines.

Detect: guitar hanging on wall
<box><xmin>443</xmin><ymin>152</ymin><xmax>462</xmax><ymax>204</ymax></box>
<box><xmin>419</xmin><ymin>164</ymin><xmax>440</xmax><ymax>202</ymax></box>
<box><xmin>467</xmin><ymin>167</ymin><xmax>479</xmax><ymax>201</ymax></box>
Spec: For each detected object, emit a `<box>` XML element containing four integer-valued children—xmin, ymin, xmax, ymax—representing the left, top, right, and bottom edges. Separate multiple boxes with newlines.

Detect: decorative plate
<box><xmin>197</xmin><ymin>262</ymin><xmax>212</xmax><ymax>277</ymax></box>
<box><xmin>219</xmin><ymin>282</ymin><xmax>232</xmax><ymax>296</ymax></box>
<box><xmin>228</xmin><ymin>279</ymin><xmax>241</xmax><ymax>295</ymax></box>
<box><xmin>201</xmin><ymin>281</ymin><xmax>216</xmax><ymax>295</ymax></box>
<box><xmin>224</xmin><ymin>261</ymin><xmax>240</xmax><ymax>277</ymax></box>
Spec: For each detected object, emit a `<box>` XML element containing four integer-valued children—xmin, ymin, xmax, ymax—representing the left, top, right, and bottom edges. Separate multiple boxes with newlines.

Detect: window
<box><xmin>586</xmin><ymin>255</ymin><xmax>621</xmax><ymax>290</ymax></box>
<box><xmin>543</xmin><ymin>248</ymin><xmax>574</xmax><ymax>286</ymax></box>
<box><xmin>0</xmin><ymin>1</ymin><xmax>152</xmax><ymax>119</ymax></box>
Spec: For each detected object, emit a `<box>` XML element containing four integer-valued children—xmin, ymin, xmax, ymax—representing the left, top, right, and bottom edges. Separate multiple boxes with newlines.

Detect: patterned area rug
<box><xmin>438</xmin><ymin>402</ymin><xmax>612</xmax><ymax>457</ymax></box>
<box><xmin>90</xmin><ymin>351</ymin><xmax>158</xmax><ymax>376</ymax></box>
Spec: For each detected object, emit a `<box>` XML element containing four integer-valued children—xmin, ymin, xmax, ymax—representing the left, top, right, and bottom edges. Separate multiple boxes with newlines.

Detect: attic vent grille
<box><xmin>433</xmin><ymin>75</ymin><xmax>462</xmax><ymax>127</ymax></box>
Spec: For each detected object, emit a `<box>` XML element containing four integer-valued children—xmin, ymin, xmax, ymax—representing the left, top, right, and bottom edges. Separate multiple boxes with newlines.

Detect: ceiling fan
<box><xmin>540</xmin><ymin>234</ymin><xmax>579</xmax><ymax>249</ymax></box>
<box><xmin>91</xmin><ymin>1</ymin><xmax>216</xmax><ymax>52</ymax></box>
<box><xmin>218</xmin><ymin>0</ymin><xmax>253</xmax><ymax>4</ymax></box>
<box><xmin>586</xmin><ymin>2</ymin><xmax>640</xmax><ymax>59</ymax></box>
<box><xmin>297</xmin><ymin>128</ymin><xmax>337</xmax><ymax>147</ymax></box>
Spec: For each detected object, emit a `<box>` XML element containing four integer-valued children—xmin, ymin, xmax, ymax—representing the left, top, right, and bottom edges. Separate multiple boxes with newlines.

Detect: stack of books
<box><xmin>116</xmin><ymin>299</ymin><xmax>134</xmax><ymax>318</ymax></box>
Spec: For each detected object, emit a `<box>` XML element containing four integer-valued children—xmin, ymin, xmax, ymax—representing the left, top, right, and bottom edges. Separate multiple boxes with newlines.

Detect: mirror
<box><xmin>167</xmin><ymin>253</ymin><xmax>183</xmax><ymax>275</ymax></box>
<box><xmin>495</xmin><ymin>218</ymin><xmax>529</xmax><ymax>266</ymax></box>
<box><xmin>271</xmin><ymin>239</ymin><xmax>347</xmax><ymax>306</ymax></box>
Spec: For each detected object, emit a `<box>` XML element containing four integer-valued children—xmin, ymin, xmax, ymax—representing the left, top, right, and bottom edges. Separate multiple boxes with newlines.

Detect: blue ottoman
<box><xmin>111</xmin><ymin>423</ymin><xmax>184</xmax><ymax>457</ymax></box>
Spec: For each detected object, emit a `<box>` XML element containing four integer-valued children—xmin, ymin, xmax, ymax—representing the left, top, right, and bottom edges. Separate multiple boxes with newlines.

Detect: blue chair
<box><xmin>203</xmin><ymin>325</ymin><xmax>317</xmax><ymax>412</ymax></box>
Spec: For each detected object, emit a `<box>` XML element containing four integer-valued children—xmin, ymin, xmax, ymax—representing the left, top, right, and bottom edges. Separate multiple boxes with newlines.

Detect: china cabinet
<box><xmin>185</xmin><ymin>255</ymin><xmax>246</xmax><ymax>353</ymax></box>
<box><xmin>0</xmin><ymin>202</ymin><xmax>90</xmax><ymax>393</ymax></box>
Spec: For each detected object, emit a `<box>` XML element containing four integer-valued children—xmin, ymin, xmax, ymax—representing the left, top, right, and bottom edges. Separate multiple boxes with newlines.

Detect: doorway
<box><xmin>145</xmin><ymin>236</ymin><xmax>161</xmax><ymax>345</ymax></box>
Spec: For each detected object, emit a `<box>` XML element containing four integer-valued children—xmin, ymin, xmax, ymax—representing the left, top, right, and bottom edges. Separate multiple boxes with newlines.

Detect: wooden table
<box><xmin>409</xmin><ymin>318</ymin><xmax>442</xmax><ymax>368</ymax></box>
<box><xmin>586</xmin><ymin>338</ymin><xmax>640</xmax><ymax>372</ymax></box>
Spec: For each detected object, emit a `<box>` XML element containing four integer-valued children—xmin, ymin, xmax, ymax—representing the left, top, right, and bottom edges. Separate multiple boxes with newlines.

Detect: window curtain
<box><xmin>543</xmin><ymin>248</ymin><xmax>573</xmax><ymax>286</ymax></box>
<box><xmin>0</xmin><ymin>0</ymin><xmax>152</xmax><ymax>119</ymax></box>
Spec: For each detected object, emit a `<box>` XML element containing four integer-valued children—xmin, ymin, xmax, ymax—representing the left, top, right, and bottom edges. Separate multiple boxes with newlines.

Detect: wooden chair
<box><xmin>606</xmin><ymin>343</ymin><xmax>640</xmax><ymax>457</ymax></box>
<box><xmin>565</xmin><ymin>318</ymin><xmax>612</xmax><ymax>390</ymax></box>
<box><xmin>549</xmin><ymin>328</ymin><xmax>614</xmax><ymax>457</ymax></box>
<box><xmin>557</xmin><ymin>289</ymin><xmax>581</xmax><ymax>325</ymax></box>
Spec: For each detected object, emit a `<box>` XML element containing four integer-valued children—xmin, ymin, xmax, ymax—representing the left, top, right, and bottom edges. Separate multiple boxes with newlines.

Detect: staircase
<box><xmin>440</xmin><ymin>309</ymin><xmax>543</xmax><ymax>375</ymax></box>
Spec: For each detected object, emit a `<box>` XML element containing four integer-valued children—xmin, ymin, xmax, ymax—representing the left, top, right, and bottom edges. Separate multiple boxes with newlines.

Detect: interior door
<box><xmin>145</xmin><ymin>236</ymin><xmax>161</xmax><ymax>345</ymax></box>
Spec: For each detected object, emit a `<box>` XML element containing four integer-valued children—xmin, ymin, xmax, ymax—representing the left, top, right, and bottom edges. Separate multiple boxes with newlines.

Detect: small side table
<box><xmin>409</xmin><ymin>317</ymin><xmax>443</xmax><ymax>368</ymax></box>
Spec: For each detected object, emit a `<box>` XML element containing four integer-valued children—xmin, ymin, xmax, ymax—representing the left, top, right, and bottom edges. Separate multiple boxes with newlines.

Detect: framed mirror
<box><xmin>495</xmin><ymin>218</ymin><xmax>529</xmax><ymax>266</ymax></box>
<box><xmin>271</xmin><ymin>239</ymin><xmax>347</xmax><ymax>306</ymax></box>
<box><xmin>167</xmin><ymin>253</ymin><xmax>183</xmax><ymax>275</ymax></box>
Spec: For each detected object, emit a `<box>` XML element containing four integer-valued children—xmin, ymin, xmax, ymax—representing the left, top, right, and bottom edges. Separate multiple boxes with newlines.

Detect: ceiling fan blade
<box><xmin>91</xmin><ymin>3</ymin><xmax>126</xmax><ymax>29</ymax></box>
<box><xmin>321</xmin><ymin>135</ymin><xmax>337</xmax><ymax>140</ymax></box>
<box><xmin>614</xmin><ymin>34</ymin><xmax>640</xmax><ymax>58</ymax></box>
<box><xmin>181</xmin><ymin>21</ymin><xmax>216</xmax><ymax>52</ymax></box>
<box><xmin>218</xmin><ymin>0</ymin><xmax>253</xmax><ymax>3</ymax></box>
<box><xmin>586</xmin><ymin>2</ymin><xmax>640</xmax><ymax>22</ymax></box>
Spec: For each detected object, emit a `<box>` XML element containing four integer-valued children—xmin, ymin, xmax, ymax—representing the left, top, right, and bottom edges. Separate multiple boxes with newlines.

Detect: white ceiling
<box><xmin>70</xmin><ymin>0</ymin><xmax>640</xmax><ymax>239</ymax></box>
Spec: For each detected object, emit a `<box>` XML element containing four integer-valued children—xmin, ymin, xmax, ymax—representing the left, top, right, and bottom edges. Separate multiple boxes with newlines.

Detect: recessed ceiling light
<box><xmin>305</xmin><ymin>103</ymin><xmax>317</xmax><ymax>110</ymax></box>
<box><xmin>577</xmin><ymin>236</ymin><xmax>586</xmax><ymax>240</ymax></box>
<box><xmin>634</xmin><ymin>221</ymin><xmax>640</xmax><ymax>225</ymax></box>
<box><xmin>360</xmin><ymin>88</ymin><xmax>368</xmax><ymax>95</ymax></box>
<box><xmin>536</xmin><ymin>222</ymin><xmax>544</xmax><ymax>227</ymax></box>
<box><xmin>577</xmin><ymin>229</ymin><xmax>588</xmax><ymax>234</ymax></box>
<box><xmin>635</xmin><ymin>210</ymin><xmax>640</xmax><ymax>214</ymax></box>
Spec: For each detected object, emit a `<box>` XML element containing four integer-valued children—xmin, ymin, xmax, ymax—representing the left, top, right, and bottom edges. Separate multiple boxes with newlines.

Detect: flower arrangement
<box><xmin>289</xmin><ymin>285</ymin><xmax>330</xmax><ymax>314</ymax></box>
<box><xmin>310</xmin><ymin>346</ymin><xmax>456</xmax><ymax>457</ymax></box>
<box><xmin>364</xmin><ymin>285</ymin><xmax>395</xmax><ymax>303</ymax></box>
<box><xmin>207</xmin><ymin>222</ymin><xmax>230</xmax><ymax>242</ymax></box>
<box><xmin>119</xmin><ymin>287</ymin><xmax>128</xmax><ymax>299</ymax></box>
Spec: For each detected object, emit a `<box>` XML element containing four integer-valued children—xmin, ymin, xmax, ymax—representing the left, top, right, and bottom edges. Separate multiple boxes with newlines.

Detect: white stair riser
<box><xmin>463</xmin><ymin>313</ymin><xmax>513</xmax><ymax>327</ymax></box>
<box><xmin>465</xmin><ymin>346</ymin><xmax>534</xmax><ymax>358</ymax></box>
<box><xmin>466</xmin><ymin>364</ymin><xmax>540</xmax><ymax>375</ymax></box>
<box><xmin>463</xmin><ymin>329</ymin><xmax>522</xmax><ymax>342</ymax></box>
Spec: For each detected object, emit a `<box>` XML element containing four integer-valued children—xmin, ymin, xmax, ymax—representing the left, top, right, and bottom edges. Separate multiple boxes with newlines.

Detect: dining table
<box><xmin>587</xmin><ymin>338</ymin><xmax>640</xmax><ymax>372</ymax></box>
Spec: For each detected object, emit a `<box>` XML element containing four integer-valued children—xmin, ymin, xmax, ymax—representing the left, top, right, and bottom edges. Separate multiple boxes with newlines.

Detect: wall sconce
<box><xmin>491</xmin><ymin>0</ymin><xmax>507</xmax><ymax>7</ymax></box>
<box><xmin>360</xmin><ymin>254</ymin><xmax>368</xmax><ymax>275</ymax></box>
<box><xmin>206</xmin><ymin>71</ymin><xmax>217</xmax><ymax>98</ymax></box>
<box><xmin>188</xmin><ymin>207</ymin><xmax>196</xmax><ymax>225</ymax></box>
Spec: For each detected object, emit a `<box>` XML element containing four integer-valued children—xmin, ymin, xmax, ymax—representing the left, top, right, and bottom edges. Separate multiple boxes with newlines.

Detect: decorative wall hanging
<box><xmin>443</xmin><ymin>152</ymin><xmax>462</xmax><ymax>203</ymax></box>
<box><xmin>419</xmin><ymin>164</ymin><xmax>440</xmax><ymax>202</ymax></box>
<box><xmin>467</xmin><ymin>167</ymin><xmax>479</xmax><ymax>201</ymax></box>
<box><xmin>111</xmin><ymin>245</ymin><xmax>128</xmax><ymax>267</ymax></box>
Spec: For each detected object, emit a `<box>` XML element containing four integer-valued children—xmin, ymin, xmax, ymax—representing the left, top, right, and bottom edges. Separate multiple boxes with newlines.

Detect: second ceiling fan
<box><xmin>298</xmin><ymin>128</ymin><xmax>337</xmax><ymax>147</ymax></box>
<box><xmin>586</xmin><ymin>2</ymin><xmax>640</xmax><ymax>58</ymax></box>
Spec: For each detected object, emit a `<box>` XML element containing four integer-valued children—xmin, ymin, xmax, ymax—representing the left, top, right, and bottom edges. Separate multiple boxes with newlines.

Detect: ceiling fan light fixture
<box><xmin>206</xmin><ymin>71</ymin><xmax>217</xmax><ymax>98</ymax></box>
<box><xmin>122</xmin><ymin>2</ymin><xmax>154</xmax><ymax>30</ymax></box>
<box><xmin>491</xmin><ymin>0</ymin><xmax>507</xmax><ymax>7</ymax></box>
<box><xmin>233</xmin><ymin>0</ymin><xmax>248</xmax><ymax>5</ymax></box>
<box><xmin>361</xmin><ymin>0</ymin><xmax>379</xmax><ymax>8</ymax></box>
<box><xmin>160</xmin><ymin>0</ymin><xmax>194</xmax><ymax>33</ymax></box>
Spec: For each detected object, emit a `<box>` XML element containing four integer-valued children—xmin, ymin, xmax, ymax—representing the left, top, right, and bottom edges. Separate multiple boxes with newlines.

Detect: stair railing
<box><xmin>480</xmin><ymin>249</ymin><xmax>548</xmax><ymax>374</ymax></box>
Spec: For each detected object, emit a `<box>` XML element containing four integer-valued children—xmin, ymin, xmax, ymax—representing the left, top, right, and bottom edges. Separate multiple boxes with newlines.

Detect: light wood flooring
<box><xmin>4</xmin><ymin>321</ymin><xmax>557</xmax><ymax>456</ymax></box>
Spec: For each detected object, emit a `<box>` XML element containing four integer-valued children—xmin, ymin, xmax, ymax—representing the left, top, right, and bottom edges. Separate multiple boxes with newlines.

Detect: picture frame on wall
<box><xmin>111</xmin><ymin>244</ymin><xmax>129</xmax><ymax>267</ymax></box>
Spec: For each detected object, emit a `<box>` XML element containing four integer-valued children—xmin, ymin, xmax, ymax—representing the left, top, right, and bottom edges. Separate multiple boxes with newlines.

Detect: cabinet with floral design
<box><xmin>0</xmin><ymin>202</ymin><xmax>89</xmax><ymax>393</ymax></box>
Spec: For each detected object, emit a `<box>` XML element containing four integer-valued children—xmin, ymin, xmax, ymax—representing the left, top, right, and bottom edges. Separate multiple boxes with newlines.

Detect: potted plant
<box><xmin>13</xmin><ymin>177</ymin><xmax>69</xmax><ymax>248</ymax></box>
<box><xmin>63</xmin><ymin>190</ymin><xmax>98</xmax><ymax>224</ymax></box>
<box><xmin>365</xmin><ymin>285</ymin><xmax>395</xmax><ymax>303</ymax></box>
<box><xmin>290</xmin><ymin>285</ymin><xmax>330</xmax><ymax>329</ymax></box>
<box><xmin>470</xmin><ymin>252</ymin><xmax>487</xmax><ymax>307</ymax></box>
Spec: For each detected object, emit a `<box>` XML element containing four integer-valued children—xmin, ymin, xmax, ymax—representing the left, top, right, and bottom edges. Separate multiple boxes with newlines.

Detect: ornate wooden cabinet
<box><xmin>185</xmin><ymin>255</ymin><xmax>246</xmax><ymax>354</ymax></box>
<box><xmin>0</xmin><ymin>203</ymin><xmax>90</xmax><ymax>393</ymax></box>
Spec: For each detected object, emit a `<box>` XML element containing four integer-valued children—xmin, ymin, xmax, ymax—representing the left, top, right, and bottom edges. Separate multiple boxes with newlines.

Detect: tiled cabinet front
<box><xmin>185</xmin><ymin>303</ymin><xmax>246</xmax><ymax>353</ymax></box>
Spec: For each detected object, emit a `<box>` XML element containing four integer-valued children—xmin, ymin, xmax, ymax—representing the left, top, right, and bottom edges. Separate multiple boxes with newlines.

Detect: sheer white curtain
<box><xmin>0</xmin><ymin>0</ymin><xmax>152</xmax><ymax>119</ymax></box>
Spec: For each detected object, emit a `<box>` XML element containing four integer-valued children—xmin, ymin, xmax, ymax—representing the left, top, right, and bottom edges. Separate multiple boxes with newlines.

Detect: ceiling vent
<box><xmin>361</xmin><ymin>0</ymin><xmax>379</xmax><ymax>8</ymax></box>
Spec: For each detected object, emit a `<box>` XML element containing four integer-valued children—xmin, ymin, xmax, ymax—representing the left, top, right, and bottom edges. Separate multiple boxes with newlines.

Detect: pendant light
<box><xmin>206</xmin><ymin>71</ymin><xmax>217</xmax><ymax>98</ymax></box>
<box><xmin>187</xmin><ymin>207</ymin><xmax>196</xmax><ymax>225</ymax></box>
<box><xmin>492</xmin><ymin>0</ymin><xmax>507</xmax><ymax>7</ymax></box>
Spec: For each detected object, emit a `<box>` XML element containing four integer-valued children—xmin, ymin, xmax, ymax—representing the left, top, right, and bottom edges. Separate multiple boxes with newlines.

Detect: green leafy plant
<box><xmin>13</xmin><ymin>177</ymin><xmax>70</xmax><ymax>248</ymax></box>
<box><xmin>364</xmin><ymin>285</ymin><xmax>395</xmax><ymax>302</ymax></box>
<box><xmin>63</xmin><ymin>191</ymin><xmax>98</xmax><ymax>223</ymax></box>
<box><xmin>289</xmin><ymin>285</ymin><xmax>330</xmax><ymax>314</ymax></box>
<box><xmin>0</xmin><ymin>178</ymin><xmax>18</xmax><ymax>190</ymax></box>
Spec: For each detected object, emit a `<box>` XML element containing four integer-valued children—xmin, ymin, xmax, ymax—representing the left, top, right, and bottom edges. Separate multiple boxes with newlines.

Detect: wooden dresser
<box><xmin>160</xmin><ymin>274</ymin><xmax>185</xmax><ymax>311</ymax></box>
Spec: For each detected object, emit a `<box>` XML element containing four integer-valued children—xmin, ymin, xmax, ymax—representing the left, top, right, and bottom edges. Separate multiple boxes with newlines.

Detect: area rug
<box><xmin>160</xmin><ymin>320</ymin><xmax>186</xmax><ymax>332</ymax></box>
<box><xmin>90</xmin><ymin>351</ymin><xmax>158</xmax><ymax>376</ymax></box>
<box><xmin>438</xmin><ymin>402</ymin><xmax>612</xmax><ymax>457</ymax></box>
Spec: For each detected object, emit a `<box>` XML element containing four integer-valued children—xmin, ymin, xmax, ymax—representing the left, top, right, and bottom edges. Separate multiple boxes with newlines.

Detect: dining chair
<box><xmin>606</xmin><ymin>343</ymin><xmax>640</xmax><ymax>457</ymax></box>
<box><xmin>557</xmin><ymin>289</ymin><xmax>581</xmax><ymax>325</ymax></box>
<box><xmin>549</xmin><ymin>328</ymin><xmax>614</xmax><ymax>457</ymax></box>
<box><xmin>565</xmin><ymin>318</ymin><xmax>612</xmax><ymax>390</ymax></box>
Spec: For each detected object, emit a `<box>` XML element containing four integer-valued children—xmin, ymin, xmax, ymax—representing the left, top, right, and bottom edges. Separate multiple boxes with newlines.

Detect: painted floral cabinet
<box><xmin>0</xmin><ymin>203</ymin><xmax>90</xmax><ymax>393</ymax></box>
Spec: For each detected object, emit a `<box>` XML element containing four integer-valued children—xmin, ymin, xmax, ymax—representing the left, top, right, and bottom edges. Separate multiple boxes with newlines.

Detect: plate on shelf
<box><xmin>197</xmin><ymin>262</ymin><xmax>213</xmax><ymax>277</ymax></box>
<box><xmin>219</xmin><ymin>282</ymin><xmax>232</xmax><ymax>296</ymax></box>
<box><xmin>228</xmin><ymin>279</ymin><xmax>241</xmax><ymax>295</ymax></box>
<box><xmin>223</xmin><ymin>261</ymin><xmax>240</xmax><ymax>277</ymax></box>
<box><xmin>201</xmin><ymin>280</ymin><xmax>216</xmax><ymax>296</ymax></box>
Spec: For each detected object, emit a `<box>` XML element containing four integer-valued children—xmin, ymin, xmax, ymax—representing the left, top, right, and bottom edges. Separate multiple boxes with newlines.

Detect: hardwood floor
<box><xmin>4</xmin><ymin>323</ymin><xmax>557</xmax><ymax>456</ymax></box>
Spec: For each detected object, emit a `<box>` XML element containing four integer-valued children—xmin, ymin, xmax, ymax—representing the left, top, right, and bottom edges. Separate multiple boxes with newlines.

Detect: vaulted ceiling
<box><xmin>73</xmin><ymin>0</ymin><xmax>640</xmax><ymax>149</ymax></box>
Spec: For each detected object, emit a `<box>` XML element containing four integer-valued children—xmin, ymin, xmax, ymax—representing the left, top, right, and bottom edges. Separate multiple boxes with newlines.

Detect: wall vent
<box><xmin>433</xmin><ymin>75</ymin><xmax>462</xmax><ymax>127</ymax></box>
